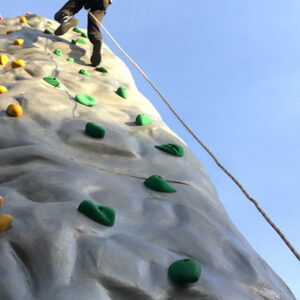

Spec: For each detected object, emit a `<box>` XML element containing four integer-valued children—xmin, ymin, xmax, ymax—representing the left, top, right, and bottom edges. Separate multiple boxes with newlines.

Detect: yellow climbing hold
<box><xmin>0</xmin><ymin>55</ymin><xmax>9</xmax><ymax>66</ymax></box>
<box><xmin>20</xmin><ymin>16</ymin><xmax>27</xmax><ymax>23</ymax></box>
<box><xmin>12</xmin><ymin>59</ymin><xmax>25</xmax><ymax>68</ymax></box>
<box><xmin>0</xmin><ymin>86</ymin><xmax>7</xmax><ymax>94</ymax></box>
<box><xmin>14</xmin><ymin>39</ymin><xmax>24</xmax><ymax>46</ymax></box>
<box><xmin>6</xmin><ymin>30</ymin><xmax>14</xmax><ymax>34</ymax></box>
<box><xmin>0</xmin><ymin>196</ymin><xmax>3</xmax><ymax>209</ymax></box>
<box><xmin>0</xmin><ymin>214</ymin><xmax>13</xmax><ymax>234</ymax></box>
<box><xmin>7</xmin><ymin>104</ymin><xmax>23</xmax><ymax>117</ymax></box>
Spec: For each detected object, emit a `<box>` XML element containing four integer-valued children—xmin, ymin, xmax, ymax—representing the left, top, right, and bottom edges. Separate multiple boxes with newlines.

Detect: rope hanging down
<box><xmin>89</xmin><ymin>12</ymin><xmax>300</xmax><ymax>261</ymax></box>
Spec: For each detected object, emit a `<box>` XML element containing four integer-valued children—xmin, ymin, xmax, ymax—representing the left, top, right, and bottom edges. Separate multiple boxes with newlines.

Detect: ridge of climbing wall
<box><xmin>0</xmin><ymin>14</ymin><xmax>296</xmax><ymax>300</ymax></box>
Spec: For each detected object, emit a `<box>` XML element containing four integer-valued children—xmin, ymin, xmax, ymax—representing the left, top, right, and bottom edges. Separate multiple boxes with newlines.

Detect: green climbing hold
<box><xmin>79</xmin><ymin>69</ymin><xmax>91</xmax><ymax>76</ymax></box>
<box><xmin>85</xmin><ymin>122</ymin><xmax>105</xmax><ymax>138</ymax></box>
<box><xmin>155</xmin><ymin>144</ymin><xmax>184</xmax><ymax>157</ymax></box>
<box><xmin>116</xmin><ymin>86</ymin><xmax>127</xmax><ymax>99</ymax></box>
<box><xmin>81</xmin><ymin>32</ymin><xmax>88</xmax><ymax>38</ymax></box>
<box><xmin>71</xmin><ymin>39</ymin><xmax>76</xmax><ymax>44</ymax></box>
<box><xmin>54</xmin><ymin>49</ymin><xmax>62</xmax><ymax>56</ymax></box>
<box><xmin>168</xmin><ymin>258</ymin><xmax>202</xmax><ymax>286</ymax></box>
<box><xmin>76</xmin><ymin>38</ymin><xmax>87</xmax><ymax>45</ymax></box>
<box><xmin>144</xmin><ymin>175</ymin><xmax>176</xmax><ymax>193</ymax></box>
<box><xmin>43</xmin><ymin>29</ymin><xmax>52</xmax><ymax>34</ymax></box>
<box><xmin>67</xmin><ymin>57</ymin><xmax>74</xmax><ymax>62</ymax></box>
<box><xmin>78</xmin><ymin>200</ymin><xmax>115</xmax><ymax>227</ymax></box>
<box><xmin>43</xmin><ymin>76</ymin><xmax>61</xmax><ymax>88</ymax></box>
<box><xmin>75</xmin><ymin>93</ymin><xmax>96</xmax><ymax>106</ymax></box>
<box><xmin>47</xmin><ymin>21</ymin><xmax>53</xmax><ymax>25</ymax></box>
<box><xmin>95</xmin><ymin>67</ymin><xmax>108</xmax><ymax>73</ymax></box>
<box><xmin>136</xmin><ymin>114</ymin><xmax>152</xmax><ymax>126</ymax></box>
<box><xmin>73</xmin><ymin>27</ymin><xmax>82</xmax><ymax>33</ymax></box>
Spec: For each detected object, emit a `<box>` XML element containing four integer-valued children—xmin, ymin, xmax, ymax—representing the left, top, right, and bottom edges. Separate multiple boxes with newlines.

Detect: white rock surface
<box><xmin>0</xmin><ymin>15</ymin><xmax>296</xmax><ymax>300</ymax></box>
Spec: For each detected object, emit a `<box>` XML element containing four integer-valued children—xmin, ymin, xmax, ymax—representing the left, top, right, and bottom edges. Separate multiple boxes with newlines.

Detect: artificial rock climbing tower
<box><xmin>0</xmin><ymin>14</ymin><xmax>296</xmax><ymax>300</ymax></box>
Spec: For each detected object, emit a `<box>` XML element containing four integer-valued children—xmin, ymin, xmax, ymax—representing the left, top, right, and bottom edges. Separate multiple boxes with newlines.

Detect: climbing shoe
<box><xmin>91</xmin><ymin>39</ymin><xmax>102</xmax><ymax>66</ymax></box>
<box><xmin>54</xmin><ymin>16</ymin><xmax>79</xmax><ymax>36</ymax></box>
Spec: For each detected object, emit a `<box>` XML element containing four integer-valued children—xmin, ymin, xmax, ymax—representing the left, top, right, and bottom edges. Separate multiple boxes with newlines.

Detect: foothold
<box><xmin>75</xmin><ymin>93</ymin><xmax>96</xmax><ymax>106</ymax></box>
<box><xmin>144</xmin><ymin>175</ymin><xmax>176</xmax><ymax>193</ymax></box>
<box><xmin>0</xmin><ymin>86</ymin><xmax>8</xmax><ymax>94</ymax></box>
<box><xmin>168</xmin><ymin>258</ymin><xmax>202</xmax><ymax>286</ymax></box>
<box><xmin>43</xmin><ymin>76</ymin><xmax>61</xmax><ymax>88</ymax></box>
<box><xmin>6</xmin><ymin>30</ymin><xmax>14</xmax><ymax>34</ymax></box>
<box><xmin>79</xmin><ymin>69</ymin><xmax>90</xmax><ymax>76</ymax></box>
<box><xmin>78</xmin><ymin>200</ymin><xmax>115</xmax><ymax>227</ymax></box>
<box><xmin>54</xmin><ymin>49</ymin><xmax>63</xmax><ymax>56</ymax></box>
<box><xmin>67</xmin><ymin>57</ymin><xmax>74</xmax><ymax>62</ymax></box>
<box><xmin>43</xmin><ymin>29</ymin><xmax>52</xmax><ymax>34</ymax></box>
<box><xmin>95</xmin><ymin>67</ymin><xmax>108</xmax><ymax>73</ymax></box>
<box><xmin>47</xmin><ymin>20</ymin><xmax>53</xmax><ymax>25</ymax></box>
<box><xmin>0</xmin><ymin>55</ymin><xmax>9</xmax><ymax>66</ymax></box>
<box><xmin>73</xmin><ymin>27</ymin><xmax>82</xmax><ymax>33</ymax></box>
<box><xmin>155</xmin><ymin>144</ymin><xmax>184</xmax><ymax>157</ymax></box>
<box><xmin>85</xmin><ymin>122</ymin><xmax>105</xmax><ymax>138</ymax></box>
<box><xmin>0</xmin><ymin>214</ymin><xmax>13</xmax><ymax>234</ymax></box>
<box><xmin>7</xmin><ymin>103</ymin><xmax>23</xmax><ymax>117</ymax></box>
<box><xmin>81</xmin><ymin>32</ymin><xmax>88</xmax><ymax>38</ymax></box>
<box><xmin>136</xmin><ymin>114</ymin><xmax>152</xmax><ymax>126</ymax></box>
<box><xmin>116</xmin><ymin>86</ymin><xmax>127</xmax><ymax>99</ymax></box>
<box><xmin>12</xmin><ymin>59</ymin><xmax>25</xmax><ymax>68</ymax></box>
<box><xmin>20</xmin><ymin>16</ymin><xmax>27</xmax><ymax>23</ymax></box>
<box><xmin>75</xmin><ymin>38</ymin><xmax>87</xmax><ymax>45</ymax></box>
<box><xmin>14</xmin><ymin>39</ymin><xmax>24</xmax><ymax>46</ymax></box>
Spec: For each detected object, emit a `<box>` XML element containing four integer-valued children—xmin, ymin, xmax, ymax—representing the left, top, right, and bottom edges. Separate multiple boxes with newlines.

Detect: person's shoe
<box><xmin>91</xmin><ymin>39</ymin><xmax>102</xmax><ymax>66</ymax></box>
<box><xmin>54</xmin><ymin>16</ymin><xmax>79</xmax><ymax>36</ymax></box>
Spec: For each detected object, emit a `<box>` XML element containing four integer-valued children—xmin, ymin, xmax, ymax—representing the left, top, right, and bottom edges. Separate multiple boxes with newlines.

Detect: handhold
<box><xmin>136</xmin><ymin>114</ymin><xmax>152</xmax><ymax>126</ymax></box>
<box><xmin>95</xmin><ymin>67</ymin><xmax>108</xmax><ymax>73</ymax></box>
<box><xmin>71</xmin><ymin>40</ymin><xmax>76</xmax><ymax>44</ymax></box>
<box><xmin>54</xmin><ymin>49</ymin><xmax>63</xmax><ymax>56</ymax></box>
<box><xmin>0</xmin><ymin>214</ymin><xmax>13</xmax><ymax>234</ymax></box>
<box><xmin>144</xmin><ymin>175</ymin><xmax>176</xmax><ymax>193</ymax></box>
<box><xmin>43</xmin><ymin>29</ymin><xmax>52</xmax><ymax>34</ymax></box>
<box><xmin>75</xmin><ymin>38</ymin><xmax>87</xmax><ymax>45</ymax></box>
<box><xmin>6</xmin><ymin>30</ymin><xmax>14</xmax><ymax>34</ymax></box>
<box><xmin>155</xmin><ymin>144</ymin><xmax>184</xmax><ymax>157</ymax></box>
<box><xmin>0</xmin><ymin>55</ymin><xmax>9</xmax><ymax>66</ymax></box>
<box><xmin>47</xmin><ymin>20</ymin><xmax>53</xmax><ymax>25</ymax></box>
<box><xmin>7</xmin><ymin>103</ymin><xmax>23</xmax><ymax>117</ymax></box>
<box><xmin>116</xmin><ymin>86</ymin><xmax>127</xmax><ymax>99</ymax></box>
<box><xmin>67</xmin><ymin>57</ymin><xmax>74</xmax><ymax>62</ymax></box>
<box><xmin>0</xmin><ymin>196</ymin><xmax>3</xmax><ymax>209</ymax></box>
<box><xmin>0</xmin><ymin>86</ymin><xmax>8</xmax><ymax>94</ymax></box>
<box><xmin>43</xmin><ymin>76</ymin><xmax>61</xmax><ymax>88</ymax></box>
<box><xmin>168</xmin><ymin>258</ymin><xmax>202</xmax><ymax>286</ymax></box>
<box><xmin>79</xmin><ymin>69</ymin><xmax>90</xmax><ymax>76</ymax></box>
<box><xmin>81</xmin><ymin>32</ymin><xmax>88</xmax><ymax>38</ymax></box>
<box><xmin>78</xmin><ymin>200</ymin><xmax>115</xmax><ymax>227</ymax></box>
<box><xmin>75</xmin><ymin>93</ymin><xmax>96</xmax><ymax>106</ymax></box>
<box><xmin>20</xmin><ymin>16</ymin><xmax>27</xmax><ymax>23</ymax></box>
<box><xmin>85</xmin><ymin>122</ymin><xmax>105</xmax><ymax>138</ymax></box>
<box><xmin>14</xmin><ymin>39</ymin><xmax>24</xmax><ymax>46</ymax></box>
<box><xmin>73</xmin><ymin>27</ymin><xmax>82</xmax><ymax>33</ymax></box>
<box><xmin>12</xmin><ymin>59</ymin><xmax>25</xmax><ymax>68</ymax></box>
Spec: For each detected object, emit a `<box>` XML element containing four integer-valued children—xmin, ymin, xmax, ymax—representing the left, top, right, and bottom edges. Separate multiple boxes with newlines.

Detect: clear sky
<box><xmin>2</xmin><ymin>1</ymin><xmax>300</xmax><ymax>298</ymax></box>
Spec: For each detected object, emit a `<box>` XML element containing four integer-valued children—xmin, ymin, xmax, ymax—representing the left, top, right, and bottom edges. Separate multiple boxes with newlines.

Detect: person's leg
<box><xmin>54</xmin><ymin>0</ymin><xmax>84</xmax><ymax>36</ymax></box>
<box><xmin>88</xmin><ymin>10</ymin><xmax>105</xmax><ymax>66</ymax></box>
<box><xmin>54</xmin><ymin>0</ymin><xmax>85</xmax><ymax>22</ymax></box>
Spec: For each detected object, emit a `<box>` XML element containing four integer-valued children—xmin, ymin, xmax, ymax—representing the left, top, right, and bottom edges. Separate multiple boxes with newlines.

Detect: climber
<box><xmin>0</xmin><ymin>196</ymin><xmax>13</xmax><ymax>234</ymax></box>
<box><xmin>54</xmin><ymin>0</ymin><xmax>112</xmax><ymax>66</ymax></box>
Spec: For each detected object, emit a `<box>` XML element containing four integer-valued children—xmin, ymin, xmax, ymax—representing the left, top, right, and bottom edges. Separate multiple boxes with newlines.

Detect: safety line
<box><xmin>89</xmin><ymin>12</ymin><xmax>300</xmax><ymax>261</ymax></box>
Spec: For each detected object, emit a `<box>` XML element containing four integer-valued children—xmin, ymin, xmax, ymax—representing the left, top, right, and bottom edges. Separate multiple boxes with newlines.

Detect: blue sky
<box><xmin>2</xmin><ymin>1</ymin><xmax>300</xmax><ymax>298</ymax></box>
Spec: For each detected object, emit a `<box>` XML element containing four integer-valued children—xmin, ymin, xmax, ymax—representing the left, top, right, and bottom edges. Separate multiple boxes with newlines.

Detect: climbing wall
<box><xmin>0</xmin><ymin>14</ymin><xmax>296</xmax><ymax>300</ymax></box>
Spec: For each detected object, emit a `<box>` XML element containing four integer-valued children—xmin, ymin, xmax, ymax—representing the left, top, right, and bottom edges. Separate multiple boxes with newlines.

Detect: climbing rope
<box><xmin>89</xmin><ymin>12</ymin><xmax>300</xmax><ymax>261</ymax></box>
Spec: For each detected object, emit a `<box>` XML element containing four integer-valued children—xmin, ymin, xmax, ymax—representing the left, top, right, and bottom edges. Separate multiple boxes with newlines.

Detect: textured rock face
<box><xmin>0</xmin><ymin>15</ymin><xmax>296</xmax><ymax>300</ymax></box>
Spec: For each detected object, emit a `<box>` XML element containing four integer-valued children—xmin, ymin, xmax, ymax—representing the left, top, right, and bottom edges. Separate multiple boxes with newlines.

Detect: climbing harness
<box><xmin>88</xmin><ymin>12</ymin><xmax>300</xmax><ymax>261</ymax></box>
